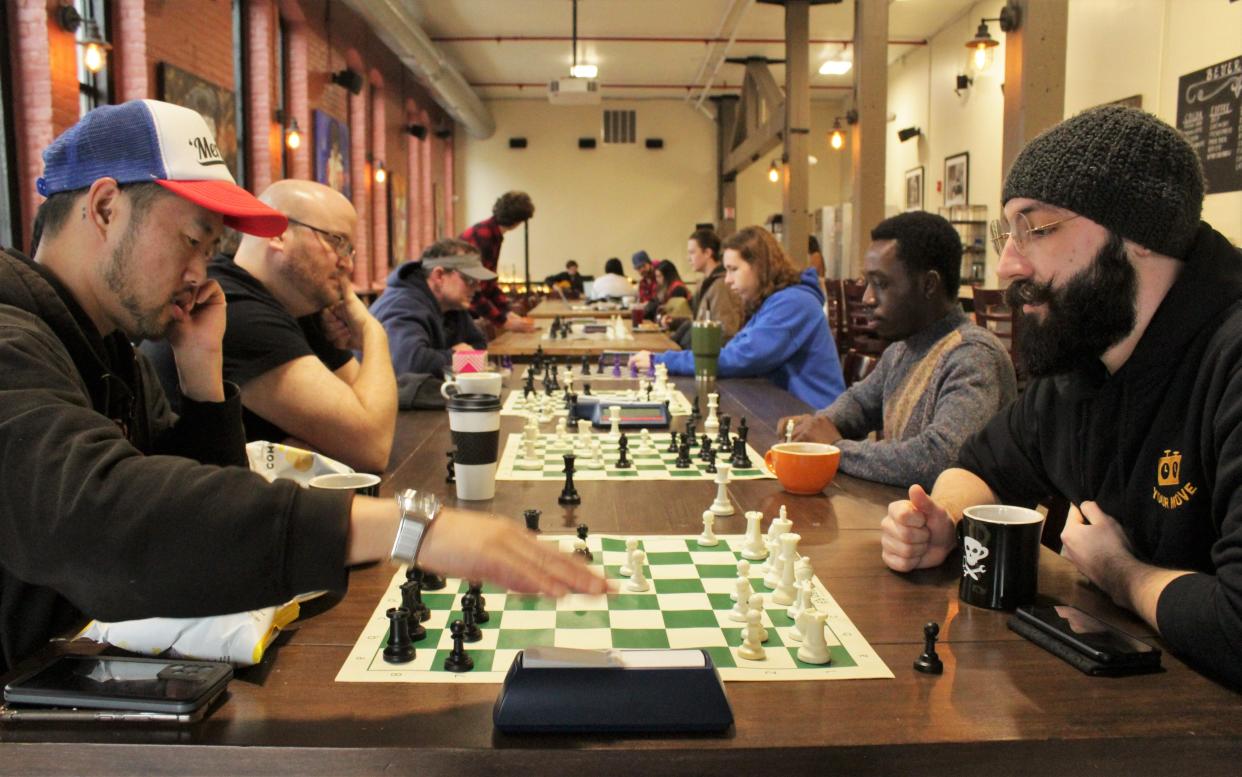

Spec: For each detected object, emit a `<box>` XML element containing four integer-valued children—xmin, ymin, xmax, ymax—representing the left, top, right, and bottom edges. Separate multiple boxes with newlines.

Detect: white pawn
<box><xmin>729</xmin><ymin>576</ymin><xmax>751</xmax><ymax>622</ymax></box>
<box><xmin>796</xmin><ymin>610</ymin><xmax>831</xmax><ymax>665</ymax></box>
<box><xmin>704</xmin><ymin>393</ymin><xmax>720</xmax><ymax>435</ymax></box>
<box><xmin>737</xmin><ymin>608</ymin><xmax>766</xmax><ymax>661</ymax></box>
<box><xmin>772</xmin><ymin>533</ymin><xmax>802</xmax><ymax>606</ymax></box>
<box><xmin>709</xmin><ymin>463</ymin><xmax>734</xmax><ymax>516</ymax></box>
<box><xmin>608</xmin><ymin>405</ymin><xmax>622</xmax><ymax>438</ymax></box>
<box><xmin>788</xmin><ymin>581</ymin><xmax>815</xmax><ymax>642</ymax></box>
<box><xmin>747</xmin><ymin>594</ymin><xmax>769</xmax><ymax>642</ymax></box>
<box><xmin>697</xmin><ymin>510</ymin><xmax>719</xmax><ymax>546</ymax></box>
<box><xmin>730</xmin><ymin>559</ymin><xmax>752</xmax><ymax>602</ymax></box>
<box><xmin>741</xmin><ymin>511</ymin><xmax>767</xmax><ymax>560</ymax></box>
<box><xmin>577</xmin><ymin>418</ymin><xmax>593</xmax><ymax>438</ymax></box>
<box><xmin>639</xmin><ymin>428</ymin><xmax>654</xmax><ymax>453</ymax></box>
<box><xmin>619</xmin><ymin>538</ymin><xmax>639</xmax><ymax>576</ymax></box>
<box><xmin>625</xmin><ymin>549</ymin><xmax>650</xmax><ymax>592</ymax></box>
<box><xmin>515</xmin><ymin>437</ymin><xmax>542</xmax><ymax>470</ymax></box>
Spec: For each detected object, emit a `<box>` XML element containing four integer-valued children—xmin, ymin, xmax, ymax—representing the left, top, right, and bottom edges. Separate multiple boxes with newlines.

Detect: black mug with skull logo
<box><xmin>958</xmin><ymin>505</ymin><xmax>1045</xmax><ymax>610</ymax></box>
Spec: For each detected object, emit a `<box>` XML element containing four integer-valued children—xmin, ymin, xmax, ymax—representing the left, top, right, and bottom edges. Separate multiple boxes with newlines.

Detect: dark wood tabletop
<box><xmin>3</xmin><ymin>377</ymin><xmax>1240</xmax><ymax>776</ymax></box>
<box><xmin>488</xmin><ymin>328</ymin><xmax>680</xmax><ymax>357</ymax></box>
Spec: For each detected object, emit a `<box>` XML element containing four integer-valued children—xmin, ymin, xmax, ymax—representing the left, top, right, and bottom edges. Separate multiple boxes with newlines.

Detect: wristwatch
<box><xmin>389</xmin><ymin>489</ymin><xmax>441</xmax><ymax>565</ymax></box>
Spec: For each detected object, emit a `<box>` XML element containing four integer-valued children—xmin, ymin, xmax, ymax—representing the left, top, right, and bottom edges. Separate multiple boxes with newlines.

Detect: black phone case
<box><xmin>1007</xmin><ymin>617</ymin><xmax>1163</xmax><ymax>677</ymax></box>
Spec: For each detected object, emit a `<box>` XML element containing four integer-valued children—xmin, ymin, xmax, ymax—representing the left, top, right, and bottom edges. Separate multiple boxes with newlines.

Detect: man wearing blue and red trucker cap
<box><xmin>0</xmin><ymin>100</ymin><xmax>604</xmax><ymax>675</ymax></box>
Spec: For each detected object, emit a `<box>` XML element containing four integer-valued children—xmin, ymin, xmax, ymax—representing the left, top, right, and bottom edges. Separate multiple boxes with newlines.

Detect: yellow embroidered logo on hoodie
<box><xmin>1152</xmin><ymin>450</ymin><xmax>1196</xmax><ymax>509</ymax></box>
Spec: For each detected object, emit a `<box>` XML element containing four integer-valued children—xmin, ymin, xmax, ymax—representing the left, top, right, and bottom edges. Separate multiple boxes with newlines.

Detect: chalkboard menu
<box><xmin>1177</xmin><ymin>55</ymin><xmax>1242</xmax><ymax>195</ymax></box>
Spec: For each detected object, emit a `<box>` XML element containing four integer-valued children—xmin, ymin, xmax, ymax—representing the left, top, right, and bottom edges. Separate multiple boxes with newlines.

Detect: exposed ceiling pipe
<box><xmin>471</xmin><ymin>82</ymin><xmax>852</xmax><ymax>92</ymax></box>
<box><xmin>339</xmin><ymin>0</ymin><xmax>495</xmax><ymax>140</ymax></box>
<box><xmin>429</xmin><ymin>35</ymin><xmax>928</xmax><ymax>46</ymax></box>
<box><xmin>688</xmin><ymin>0</ymin><xmax>754</xmax><ymax>118</ymax></box>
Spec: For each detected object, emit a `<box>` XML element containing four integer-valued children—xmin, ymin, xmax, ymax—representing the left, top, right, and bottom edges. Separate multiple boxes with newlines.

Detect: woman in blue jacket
<box><xmin>632</xmin><ymin>226</ymin><xmax>844</xmax><ymax>408</ymax></box>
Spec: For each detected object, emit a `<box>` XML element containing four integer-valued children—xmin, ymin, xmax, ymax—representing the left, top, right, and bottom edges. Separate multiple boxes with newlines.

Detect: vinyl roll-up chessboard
<box><xmin>336</xmin><ymin>534</ymin><xmax>893</xmax><ymax>684</ymax></box>
<box><xmin>495</xmin><ymin>431</ymin><xmax>773</xmax><ymax>481</ymax></box>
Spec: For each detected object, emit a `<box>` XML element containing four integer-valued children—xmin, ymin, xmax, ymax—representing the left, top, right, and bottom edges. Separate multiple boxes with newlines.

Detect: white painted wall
<box><xmin>457</xmin><ymin>100</ymin><xmax>717</xmax><ymax>285</ymax></box>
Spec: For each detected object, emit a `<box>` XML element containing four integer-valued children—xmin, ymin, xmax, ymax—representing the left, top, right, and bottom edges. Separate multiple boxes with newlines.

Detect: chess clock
<box><xmin>492</xmin><ymin>647</ymin><xmax>733</xmax><ymax>733</ymax></box>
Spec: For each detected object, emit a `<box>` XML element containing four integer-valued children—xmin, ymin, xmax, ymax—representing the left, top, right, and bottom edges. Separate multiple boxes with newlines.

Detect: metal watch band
<box><xmin>389</xmin><ymin>489</ymin><xmax>440</xmax><ymax>565</ymax></box>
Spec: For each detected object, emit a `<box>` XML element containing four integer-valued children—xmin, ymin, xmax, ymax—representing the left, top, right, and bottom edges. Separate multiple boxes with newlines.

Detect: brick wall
<box><xmin>11</xmin><ymin>0</ymin><xmax>55</xmax><ymax>251</ymax></box>
<box><xmin>46</xmin><ymin>0</ymin><xmax>78</xmax><ymax>137</ymax></box>
<box><xmin>144</xmin><ymin>0</ymin><xmax>233</xmax><ymax>93</ymax></box>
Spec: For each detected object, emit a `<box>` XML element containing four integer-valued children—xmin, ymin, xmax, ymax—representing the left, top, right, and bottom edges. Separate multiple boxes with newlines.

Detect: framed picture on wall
<box><xmin>904</xmin><ymin>166</ymin><xmax>924</xmax><ymax>211</ymax></box>
<box><xmin>313</xmin><ymin>110</ymin><xmax>351</xmax><ymax>200</ymax></box>
<box><xmin>157</xmin><ymin>63</ymin><xmax>238</xmax><ymax>180</ymax></box>
<box><xmin>944</xmin><ymin>152</ymin><xmax>969</xmax><ymax>207</ymax></box>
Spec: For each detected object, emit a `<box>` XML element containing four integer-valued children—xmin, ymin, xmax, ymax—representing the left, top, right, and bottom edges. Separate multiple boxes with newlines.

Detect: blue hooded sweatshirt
<box><xmin>655</xmin><ymin>268</ymin><xmax>844</xmax><ymax>408</ymax></box>
<box><xmin>370</xmin><ymin>262</ymin><xmax>487</xmax><ymax>378</ymax></box>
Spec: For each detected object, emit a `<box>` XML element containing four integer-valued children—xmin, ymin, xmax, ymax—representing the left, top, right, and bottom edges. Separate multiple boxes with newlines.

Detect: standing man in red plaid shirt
<box><xmin>459</xmin><ymin>191</ymin><xmax>537</xmax><ymax>333</ymax></box>
<box><xmin>633</xmin><ymin>250</ymin><xmax>658</xmax><ymax>305</ymax></box>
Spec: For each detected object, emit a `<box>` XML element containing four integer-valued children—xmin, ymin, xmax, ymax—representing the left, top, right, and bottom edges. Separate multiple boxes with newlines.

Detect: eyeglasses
<box><xmin>287</xmin><ymin>217</ymin><xmax>355</xmax><ymax>260</ymax></box>
<box><xmin>989</xmin><ymin>212</ymin><xmax>1080</xmax><ymax>256</ymax></box>
<box><xmin>454</xmin><ymin>269</ymin><xmax>480</xmax><ymax>289</ymax></box>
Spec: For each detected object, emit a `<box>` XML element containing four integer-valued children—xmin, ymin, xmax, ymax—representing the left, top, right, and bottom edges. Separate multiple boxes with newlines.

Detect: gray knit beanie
<box><xmin>1002</xmin><ymin>105</ymin><xmax>1204</xmax><ymax>258</ymax></box>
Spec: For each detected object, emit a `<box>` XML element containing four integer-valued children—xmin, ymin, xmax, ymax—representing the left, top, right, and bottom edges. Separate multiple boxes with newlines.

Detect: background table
<box><xmin>527</xmin><ymin>299</ymin><xmax>631</xmax><ymax>319</ymax></box>
<box><xmin>488</xmin><ymin>329</ymin><xmax>679</xmax><ymax>357</ymax></box>
<box><xmin>3</xmin><ymin>378</ymin><xmax>1240</xmax><ymax>776</ymax></box>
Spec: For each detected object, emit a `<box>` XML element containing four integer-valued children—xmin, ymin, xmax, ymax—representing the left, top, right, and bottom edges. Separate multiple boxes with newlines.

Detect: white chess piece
<box><xmin>625</xmin><ymin>549</ymin><xmax>650</xmax><ymax>592</ymax></box>
<box><xmin>786</xmin><ymin>557</ymin><xmax>814</xmax><ymax>621</ymax></box>
<box><xmin>741</xmin><ymin>511</ymin><xmax>767</xmax><ymax>560</ymax></box>
<box><xmin>697</xmin><ymin>510</ymin><xmax>719</xmax><ymax>546</ymax></box>
<box><xmin>608</xmin><ymin>405</ymin><xmax>622</xmax><ymax>438</ymax></box>
<box><xmin>619</xmin><ymin>538</ymin><xmax>639</xmax><ymax>576</ymax></box>
<box><xmin>730</xmin><ymin>559</ymin><xmax>752</xmax><ymax>602</ymax></box>
<box><xmin>747</xmin><ymin>594</ymin><xmax>769</xmax><ymax>642</ymax></box>
<box><xmin>737</xmin><ymin>607</ymin><xmax>766</xmax><ymax>660</ymax></box>
<box><xmin>729</xmin><ymin>576</ymin><xmax>751</xmax><ymax>622</ymax></box>
<box><xmin>515</xmin><ymin>437</ymin><xmax>542</xmax><ymax>470</ymax></box>
<box><xmin>788</xmin><ymin>581</ymin><xmax>814</xmax><ymax>642</ymax></box>
<box><xmin>639</xmin><ymin>428</ymin><xmax>654</xmax><ymax>452</ymax></box>
<box><xmin>704</xmin><ymin>393</ymin><xmax>720</xmax><ymax>435</ymax></box>
<box><xmin>709</xmin><ymin>463</ymin><xmax>734</xmax><ymax>516</ymax></box>
<box><xmin>796</xmin><ymin>610</ymin><xmax>831</xmax><ymax>665</ymax></box>
<box><xmin>577</xmin><ymin>418</ymin><xmax>593</xmax><ymax>437</ymax></box>
<box><xmin>772</xmin><ymin>533</ymin><xmax>802</xmax><ymax>606</ymax></box>
<box><xmin>785</xmin><ymin>418</ymin><xmax>795</xmax><ymax>443</ymax></box>
<box><xmin>759</xmin><ymin>510</ymin><xmax>793</xmax><ymax>579</ymax></box>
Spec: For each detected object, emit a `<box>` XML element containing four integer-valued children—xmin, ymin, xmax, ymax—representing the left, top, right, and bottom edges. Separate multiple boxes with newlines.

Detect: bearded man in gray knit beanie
<box><xmin>881</xmin><ymin>104</ymin><xmax>1242</xmax><ymax>691</ymax></box>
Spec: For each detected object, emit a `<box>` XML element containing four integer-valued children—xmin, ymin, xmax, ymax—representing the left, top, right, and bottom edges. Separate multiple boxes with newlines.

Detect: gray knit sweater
<box><xmin>818</xmin><ymin>307</ymin><xmax>1016</xmax><ymax>489</ymax></box>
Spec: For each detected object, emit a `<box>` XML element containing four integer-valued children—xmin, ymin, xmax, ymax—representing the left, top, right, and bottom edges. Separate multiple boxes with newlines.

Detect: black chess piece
<box><xmin>580</xmin><ymin>354</ymin><xmax>591</xmax><ymax>374</ymax></box>
<box><xmin>666</xmin><ymin>427</ymin><xmax>680</xmax><ymax>453</ymax></box>
<box><xmin>705</xmin><ymin>447</ymin><xmax>718</xmax><ymax>474</ymax></box>
<box><xmin>383</xmin><ymin>607</ymin><xmax>415</xmax><ymax>664</ymax></box>
<box><xmin>611</xmin><ymin>354</ymin><xmax>622</xmax><ymax>377</ymax></box>
<box><xmin>738</xmin><ymin>416</ymin><xmax>750</xmax><ymax>443</ymax></box>
<box><xmin>692</xmin><ymin>395</ymin><xmax>701</xmax><ymax>417</ymax></box>
<box><xmin>566</xmin><ymin>392</ymin><xmax>578</xmax><ymax>417</ymax></box>
<box><xmin>558</xmin><ymin>454</ymin><xmax>581</xmax><ymax>506</ymax></box>
<box><xmin>421</xmin><ymin>568</ymin><xmax>447</xmax><ymax>591</ymax></box>
<box><xmin>685</xmin><ymin>418</ymin><xmax>697</xmax><ymax>442</ymax></box>
<box><xmin>700</xmin><ymin>435</ymin><xmax>714</xmax><ymax>462</ymax></box>
<box><xmin>443</xmin><ymin>620</ymin><xmax>474</xmax><ymax>673</ymax></box>
<box><xmin>675</xmin><ymin>436</ymin><xmax>693</xmax><ymax>469</ymax></box>
<box><xmin>533</xmin><ymin>345</ymin><xmax>545</xmax><ymax>372</ymax></box>
<box><xmin>523</xmin><ymin>508</ymin><xmax>542</xmax><ymax>532</ymax></box>
<box><xmin>913</xmin><ymin>621</ymin><xmax>944</xmax><ymax>675</ymax></box>
<box><xmin>616</xmin><ymin>433</ymin><xmax>632</xmax><ymax>468</ymax></box>
<box><xmin>460</xmin><ymin>593</ymin><xmax>483</xmax><ymax>642</ymax></box>
<box><xmin>717</xmin><ymin>415</ymin><xmax>732</xmax><ymax>449</ymax></box>
<box><xmin>645</xmin><ymin>384</ymin><xmax>654</xmax><ymax>401</ymax></box>
<box><xmin>583</xmin><ymin>382</ymin><xmax>592</xmax><ymax>396</ymax></box>
<box><xmin>596</xmin><ymin>355</ymin><xmax>605</xmax><ymax>375</ymax></box>
<box><xmin>729</xmin><ymin>436</ymin><xmax>752</xmax><ymax>469</ymax></box>
<box><xmin>467</xmin><ymin>581</ymin><xmax>490</xmax><ymax>624</ymax></box>
<box><xmin>445</xmin><ymin>450</ymin><xmax>456</xmax><ymax>484</ymax></box>
<box><xmin>400</xmin><ymin>579</ymin><xmax>430</xmax><ymax>627</ymax></box>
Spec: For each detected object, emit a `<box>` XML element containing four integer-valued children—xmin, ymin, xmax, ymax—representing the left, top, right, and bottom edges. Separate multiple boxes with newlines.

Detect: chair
<box><xmin>840</xmin><ymin>348</ymin><xmax>878</xmax><ymax>388</ymax></box>
<box><xmin>971</xmin><ymin>288</ymin><xmax>1022</xmax><ymax>378</ymax></box>
<box><xmin>842</xmin><ymin>279</ymin><xmax>886</xmax><ymax>357</ymax></box>
<box><xmin>823</xmin><ymin>278</ymin><xmax>845</xmax><ymax>347</ymax></box>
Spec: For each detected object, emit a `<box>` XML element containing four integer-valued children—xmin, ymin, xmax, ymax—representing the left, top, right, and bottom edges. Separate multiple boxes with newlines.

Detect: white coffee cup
<box><xmin>446</xmin><ymin>393</ymin><xmax>502</xmax><ymax>501</ymax></box>
<box><xmin>307</xmin><ymin>472</ymin><xmax>381</xmax><ymax>497</ymax></box>
<box><xmin>441</xmin><ymin>371</ymin><xmax>503</xmax><ymax>399</ymax></box>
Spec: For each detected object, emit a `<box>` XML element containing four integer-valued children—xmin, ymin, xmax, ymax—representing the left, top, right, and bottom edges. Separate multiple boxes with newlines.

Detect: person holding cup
<box><xmin>371</xmin><ymin>238</ymin><xmax>490</xmax><ymax>379</ymax></box>
<box><xmin>880</xmin><ymin>106</ymin><xmax>1242</xmax><ymax>690</ymax></box>
<box><xmin>631</xmin><ymin>226</ymin><xmax>845</xmax><ymax>408</ymax></box>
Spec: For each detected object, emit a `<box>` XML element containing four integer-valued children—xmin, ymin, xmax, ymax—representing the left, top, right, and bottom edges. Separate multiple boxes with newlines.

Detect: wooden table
<box><xmin>528</xmin><ymin>299</ymin><xmax>632</xmax><ymax>319</ymax></box>
<box><xmin>488</xmin><ymin>329</ymin><xmax>680</xmax><ymax>357</ymax></box>
<box><xmin>3</xmin><ymin>378</ymin><xmax>1240</xmax><ymax>776</ymax></box>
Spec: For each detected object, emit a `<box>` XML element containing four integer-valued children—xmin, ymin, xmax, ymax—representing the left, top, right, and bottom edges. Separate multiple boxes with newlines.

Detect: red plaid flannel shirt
<box><xmin>637</xmin><ymin>274</ymin><xmax>659</xmax><ymax>304</ymax></box>
<box><xmin>460</xmin><ymin>216</ymin><xmax>511</xmax><ymax>326</ymax></box>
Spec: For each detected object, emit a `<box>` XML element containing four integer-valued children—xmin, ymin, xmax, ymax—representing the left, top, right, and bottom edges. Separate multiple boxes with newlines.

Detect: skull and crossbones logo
<box><xmin>962</xmin><ymin>537</ymin><xmax>989</xmax><ymax>580</ymax></box>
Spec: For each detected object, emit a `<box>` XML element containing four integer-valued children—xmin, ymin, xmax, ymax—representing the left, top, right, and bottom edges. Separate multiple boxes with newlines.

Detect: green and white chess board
<box><xmin>495</xmin><ymin>431</ymin><xmax>772</xmax><ymax>481</ymax></box>
<box><xmin>336</xmin><ymin>534</ymin><xmax>893</xmax><ymax>684</ymax></box>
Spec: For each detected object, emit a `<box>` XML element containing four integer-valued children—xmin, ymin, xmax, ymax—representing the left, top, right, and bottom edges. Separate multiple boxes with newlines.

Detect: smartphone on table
<box><xmin>1013</xmin><ymin>604</ymin><xmax>1162</xmax><ymax>674</ymax></box>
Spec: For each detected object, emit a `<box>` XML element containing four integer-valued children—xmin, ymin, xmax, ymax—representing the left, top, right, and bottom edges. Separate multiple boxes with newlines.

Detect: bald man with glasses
<box><xmin>143</xmin><ymin>179</ymin><xmax>397</xmax><ymax>473</ymax></box>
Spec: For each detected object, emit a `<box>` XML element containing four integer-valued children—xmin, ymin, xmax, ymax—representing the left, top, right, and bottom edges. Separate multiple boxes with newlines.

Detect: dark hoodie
<box><xmin>960</xmin><ymin>223</ymin><xmax>1242</xmax><ymax>690</ymax></box>
<box><xmin>0</xmin><ymin>248</ymin><xmax>351</xmax><ymax>674</ymax></box>
<box><xmin>370</xmin><ymin>262</ymin><xmax>487</xmax><ymax>378</ymax></box>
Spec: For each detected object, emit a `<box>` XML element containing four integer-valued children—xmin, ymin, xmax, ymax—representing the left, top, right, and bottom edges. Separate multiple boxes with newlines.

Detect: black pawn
<box><xmin>675</xmin><ymin>436</ymin><xmax>693</xmax><ymax>469</ymax></box>
<box><xmin>467</xmin><ymin>581</ymin><xmax>490</xmax><ymax>624</ymax></box>
<box><xmin>559</xmin><ymin>454</ymin><xmax>581</xmax><ymax>506</ymax></box>
<box><xmin>705</xmin><ymin>448</ymin><xmax>718</xmax><ymax>474</ymax></box>
<box><xmin>583</xmin><ymin>382</ymin><xmax>592</xmax><ymax>396</ymax></box>
<box><xmin>645</xmin><ymin>384</ymin><xmax>654</xmax><ymax>401</ymax></box>
<box><xmin>666</xmin><ymin>429</ymin><xmax>680</xmax><ymax>454</ymax></box>
<box><xmin>914</xmin><ymin>622</ymin><xmax>944</xmax><ymax>675</ymax></box>
<box><xmin>580</xmin><ymin>354</ymin><xmax>591</xmax><ymax>374</ymax></box>
<box><xmin>576</xmin><ymin>523</ymin><xmax>594</xmax><ymax>562</ymax></box>
<box><xmin>421</xmin><ymin>568</ymin><xmax>447</xmax><ymax>591</ymax></box>
<box><xmin>445</xmin><ymin>450</ymin><xmax>456</xmax><ymax>484</ymax></box>
<box><xmin>685</xmin><ymin>418</ymin><xmax>697</xmax><ymax>442</ymax></box>
<box><xmin>730</xmin><ymin>436</ymin><xmax>752</xmax><ymax>469</ymax></box>
<box><xmin>692</xmin><ymin>395</ymin><xmax>700</xmax><ymax>416</ymax></box>
<box><xmin>400</xmin><ymin>579</ymin><xmax>430</xmax><ymax>627</ymax></box>
<box><xmin>616</xmin><ymin>433</ymin><xmax>632</xmax><ymax>468</ymax></box>
<box><xmin>383</xmin><ymin>607</ymin><xmax>415</xmax><ymax>664</ymax></box>
<box><xmin>460</xmin><ymin>593</ymin><xmax>483</xmax><ymax>642</ymax></box>
<box><xmin>699</xmin><ymin>434</ymin><xmax>712</xmax><ymax>461</ymax></box>
<box><xmin>524</xmin><ymin>508</ymin><xmax>542</xmax><ymax>532</ymax></box>
<box><xmin>443</xmin><ymin>620</ymin><xmax>474</xmax><ymax>673</ymax></box>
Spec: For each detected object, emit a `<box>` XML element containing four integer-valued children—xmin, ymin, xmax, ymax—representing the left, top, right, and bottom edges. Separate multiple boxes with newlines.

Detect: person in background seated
<box><xmin>590</xmin><ymin>257</ymin><xmax>636</xmax><ymax>300</ymax></box>
<box><xmin>663</xmin><ymin>228</ymin><xmax>744</xmax><ymax>348</ymax></box>
<box><xmin>545</xmin><ymin>259</ymin><xmax>585</xmax><ymax>298</ymax></box>
<box><xmin>808</xmin><ymin>235</ymin><xmax>826</xmax><ymax>280</ymax></box>
<box><xmin>142</xmin><ymin>179</ymin><xmax>397</xmax><ymax>474</ymax></box>
<box><xmin>778</xmin><ymin>211</ymin><xmax>1016</xmax><ymax>489</ymax></box>
<box><xmin>633</xmin><ymin>250</ymin><xmax>658</xmax><ymax>306</ymax></box>
<box><xmin>645</xmin><ymin>259</ymin><xmax>692</xmax><ymax>322</ymax></box>
<box><xmin>371</xmin><ymin>238</ymin><xmax>490</xmax><ymax>379</ymax></box>
<box><xmin>460</xmin><ymin>191</ymin><xmax>536</xmax><ymax>333</ymax></box>
<box><xmin>880</xmin><ymin>106</ymin><xmax>1242</xmax><ymax>690</ymax></box>
<box><xmin>631</xmin><ymin>226</ymin><xmax>845</xmax><ymax>408</ymax></box>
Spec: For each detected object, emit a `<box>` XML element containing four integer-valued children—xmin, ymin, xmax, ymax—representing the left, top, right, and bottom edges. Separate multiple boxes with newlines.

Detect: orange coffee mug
<box><xmin>763</xmin><ymin>442</ymin><xmax>840</xmax><ymax>495</ymax></box>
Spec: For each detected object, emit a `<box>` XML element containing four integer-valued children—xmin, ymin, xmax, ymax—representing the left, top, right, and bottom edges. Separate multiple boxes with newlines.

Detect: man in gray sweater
<box><xmin>779</xmin><ymin>212</ymin><xmax>1016</xmax><ymax>489</ymax></box>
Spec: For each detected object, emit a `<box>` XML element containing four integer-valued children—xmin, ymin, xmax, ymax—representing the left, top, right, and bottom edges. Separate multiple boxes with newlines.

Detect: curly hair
<box><xmin>870</xmin><ymin>211</ymin><xmax>962</xmax><ymax>300</ymax></box>
<box><xmin>492</xmin><ymin>191</ymin><xmax>535</xmax><ymax>228</ymax></box>
<box><xmin>722</xmin><ymin>226</ymin><xmax>800</xmax><ymax>315</ymax></box>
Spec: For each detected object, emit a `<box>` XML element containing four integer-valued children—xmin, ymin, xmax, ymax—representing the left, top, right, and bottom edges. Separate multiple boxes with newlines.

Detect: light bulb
<box><xmin>974</xmin><ymin>44</ymin><xmax>988</xmax><ymax>70</ymax></box>
<box><xmin>830</xmin><ymin>130</ymin><xmax>844</xmax><ymax>150</ymax></box>
<box><xmin>569</xmin><ymin>63</ymin><xmax>598</xmax><ymax>79</ymax></box>
<box><xmin>286</xmin><ymin>128</ymin><xmax>301</xmax><ymax>150</ymax></box>
<box><xmin>768</xmin><ymin>162</ymin><xmax>780</xmax><ymax>183</ymax></box>
<box><xmin>84</xmin><ymin>42</ymin><xmax>104</xmax><ymax>73</ymax></box>
<box><xmin>374</xmin><ymin>163</ymin><xmax>386</xmax><ymax>184</ymax></box>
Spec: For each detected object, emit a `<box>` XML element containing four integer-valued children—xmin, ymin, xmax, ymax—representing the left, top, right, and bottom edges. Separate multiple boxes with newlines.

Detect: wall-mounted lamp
<box><xmin>954</xmin><ymin>74</ymin><xmax>973</xmax><ymax>96</ymax></box>
<box><xmin>374</xmin><ymin>160</ymin><xmax>386</xmax><ymax>184</ymax></box>
<box><xmin>285</xmin><ymin>118</ymin><xmax>302</xmax><ymax>150</ymax></box>
<box><xmin>897</xmin><ymin>126</ymin><xmax>922</xmax><ymax>143</ymax></box>
<box><xmin>965</xmin><ymin>2</ymin><xmax>1021</xmax><ymax>76</ymax></box>
<box><xmin>407</xmin><ymin>124</ymin><xmax>428</xmax><ymax>140</ymax></box>
<box><xmin>829</xmin><ymin>119</ymin><xmax>845</xmax><ymax>151</ymax></box>
<box><xmin>768</xmin><ymin>159</ymin><xmax>780</xmax><ymax>184</ymax></box>
<box><xmin>58</xmin><ymin>4</ymin><xmax>111</xmax><ymax>74</ymax></box>
<box><xmin>332</xmin><ymin>68</ymin><xmax>365</xmax><ymax>95</ymax></box>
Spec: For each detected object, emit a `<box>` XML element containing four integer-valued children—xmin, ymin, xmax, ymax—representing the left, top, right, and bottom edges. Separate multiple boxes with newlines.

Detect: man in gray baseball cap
<box><xmin>880</xmin><ymin>105</ymin><xmax>1242</xmax><ymax>689</ymax></box>
<box><xmin>371</xmin><ymin>238</ymin><xmax>492</xmax><ymax>378</ymax></box>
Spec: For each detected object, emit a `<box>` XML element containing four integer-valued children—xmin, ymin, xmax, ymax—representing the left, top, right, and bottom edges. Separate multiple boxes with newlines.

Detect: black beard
<box><xmin>1006</xmin><ymin>233</ymin><xmax>1137</xmax><ymax>377</ymax></box>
